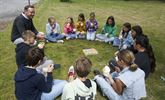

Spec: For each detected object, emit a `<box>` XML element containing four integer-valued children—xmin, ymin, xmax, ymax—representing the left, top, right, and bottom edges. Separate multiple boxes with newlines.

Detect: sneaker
<box><xmin>95</xmin><ymin>38</ymin><xmax>103</xmax><ymax>42</ymax></box>
<box><xmin>66</xmin><ymin>37</ymin><xmax>70</xmax><ymax>40</ymax></box>
<box><xmin>46</xmin><ymin>40</ymin><xmax>49</xmax><ymax>43</ymax></box>
<box><xmin>57</xmin><ymin>40</ymin><xmax>64</xmax><ymax>43</ymax></box>
<box><xmin>68</xmin><ymin>65</ymin><xmax>75</xmax><ymax>77</ymax></box>
<box><xmin>95</xmin><ymin>38</ymin><xmax>100</xmax><ymax>41</ymax></box>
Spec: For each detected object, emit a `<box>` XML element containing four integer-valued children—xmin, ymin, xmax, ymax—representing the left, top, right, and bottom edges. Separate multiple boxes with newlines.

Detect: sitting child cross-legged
<box><xmin>96</xmin><ymin>16</ymin><xmax>117</xmax><ymax>43</ymax></box>
<box><xmin>63</xmin><ymin>17</ymin><xmax>77</xmax><ymax>40</ymax></box>
<box><xmin>45</xmin><ymin>16</ymin><xmax>64</xmax><ymax>43</ymax></box>
<box><xmin>76</xmin><ymin>13</ymin><xmax>86</xmax><ymax>39</ymax></box>
<box><xmin>86</xmin><ymin>12</ymin><xmax>98</xmax><ymax>41</ymax></box>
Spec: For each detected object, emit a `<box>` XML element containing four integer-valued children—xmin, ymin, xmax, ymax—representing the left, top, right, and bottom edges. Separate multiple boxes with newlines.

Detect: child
<box><xmin>15</xmin><ymin>30</ymin><xmax>53</xmax><ymax>75</ymax></box>
<box><xmin>76</xmin><ymin>13</ymin><xmax>86</xmax><ymax>39</ymax></box>
<box><xmin>15</xmin><ymin>30</ymin><xmax>39</xmax><ymax>67</ymax></box>
<box><xmin>14</xmin><ymin>47</ymin><xmax>67</xmax><ymax>100</ymax></box>
<box><xmin>134</xmin><ymin>35</ymin><xmax>156</xmax><ymax>78</ymax></box>
<box><xmin>45</xmin><ymin>16</ymin><xmax>64</xmax><ymax>43</ymax></box>
<box><xmin>96</xmin><ymin>16</ymin><xmax>117</xmax><ymax>43</ymax></box>
<box><xmin>64</xmin><ymin>17</ymin><xmax>77</xmax><ymax>40</ymax></box>
<box><xmin>114</xmin><ymin>22</ymin><xmax>134</xmax><ymax>50</ymax></box>
<box><xmin>62</xmin><ymin>57</ymin><xmax>97</xmax><ymax>100</ymax></box>
<box><xmin>86</xmin><ymin>12</ymin><xmax>98</xmax><ymax>41</ymax></box>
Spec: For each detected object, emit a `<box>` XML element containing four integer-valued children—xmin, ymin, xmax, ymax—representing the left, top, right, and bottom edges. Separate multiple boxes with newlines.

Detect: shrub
<box><xmin>60</xmin><ymin>0</ymin><xmax>71</xmax><ymax>2</ymax></box>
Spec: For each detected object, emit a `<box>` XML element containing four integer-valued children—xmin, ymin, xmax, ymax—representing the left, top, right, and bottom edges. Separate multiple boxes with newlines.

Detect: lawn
<box><xmin>0</xmin><ymin>0</ymin><xmax>165</xmax><ymax>99</ymax></box>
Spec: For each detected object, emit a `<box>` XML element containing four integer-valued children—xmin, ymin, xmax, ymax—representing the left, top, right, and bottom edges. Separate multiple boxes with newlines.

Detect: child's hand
<box><xmin>37</xmin><ymin>32</ymin><xmax>45</xmax><ymax>39</ymax></box>
<box><xmin>81</xmin><ymin>23</ymin><xmax>84</xmax><ymax>26</ymax></box>
<box><xmin>90</xmin><ymin>22</ymin><xmax>94</xmax><ymax>27</ymax></box>
<box><xmin>73</xmin><ymin>28</ymin><xmax>76</xmax><ymax>32</ymax></box>
<box><xmin>47</xmin><ymin>64</ymin><xmax>54</xmax><ymax>73</ymax></box>
<box><xmin>119</xmin><ymin>34</ymin><xmax>122</xmax><ymax>39</ymax></box>
<box><xmin>67</xmin><ymin>23</ymin><xmax>70</xmax><ymax>27</ymax></box>
<box><xmin>103</xmin><ymin>65</ymin><xmax>110</xmax><ymax>77</ymax></box>
<box><xmin>114</xmin><ymin>66</ymin><xmax>120</xmax><ymax>73</ymax></box>
<box><xmin>105</xmin><ymin>33</ymin><xmax>109</xmax><ymax>37</ymax></box>
<box><xmin>38</xmin><ymin>42</ymin><xmax>45</xmax><ymax>49</ymax></box>
<box><xmin>53</xmin><ymin>29</ymin><xmax>57</xmax><ymax>33</ymax></box>
<box><xmin>43</xmin><ymin>64</ymin><xmax>54</xmax><ymax>73</ymax></box>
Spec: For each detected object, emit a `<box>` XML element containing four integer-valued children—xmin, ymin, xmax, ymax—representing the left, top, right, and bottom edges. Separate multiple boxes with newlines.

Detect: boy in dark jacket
<box><xmin>14</xmin><ymin>48</ymin><xmax>67</xmax><ymax>100</ymax></box>
<box><xmin>15</xmin><ymin>30</ymin><xmax>53</xmax><ymax>75</ymax></box>
<box><xmin>15</xmin><ymin>30</ymin><xmax>37</xmax><ymax>67</ymax></box>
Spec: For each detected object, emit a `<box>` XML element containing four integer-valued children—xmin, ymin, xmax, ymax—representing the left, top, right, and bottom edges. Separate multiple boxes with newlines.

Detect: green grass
<box><xmin>0</xmin><ymin>0</ymin><xmax>165</xmax><ymax>99</ymax></box>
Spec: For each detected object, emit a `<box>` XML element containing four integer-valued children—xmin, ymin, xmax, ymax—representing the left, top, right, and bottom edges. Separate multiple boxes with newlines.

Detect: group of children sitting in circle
<box><xmin>45</xmin><ymin>12</ymin><xmax>136</xmax><ymax>51</ymax></box>
<box><xmin>14</xmin><ymin>11</ymin><xmax>156</xmax><ymax>100</ymax></box>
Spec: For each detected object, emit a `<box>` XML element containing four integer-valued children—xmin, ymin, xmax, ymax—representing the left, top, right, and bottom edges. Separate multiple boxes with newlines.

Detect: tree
<box><xmin>60</xmin><ymin>0</ymin><xmax>71</xmax><ymax>2</ymax></box>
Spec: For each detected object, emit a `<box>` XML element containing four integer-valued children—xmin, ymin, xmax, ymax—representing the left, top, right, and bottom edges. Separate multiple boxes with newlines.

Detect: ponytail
<box><xmin>117</xmin><ymin>50</ymin><xmax>138</xmax><ymax>72</ymax></box>
<box><xmin>129</xmin><ymin>63</ymin><xmax>138</xmax><ymax>71</ymax></box>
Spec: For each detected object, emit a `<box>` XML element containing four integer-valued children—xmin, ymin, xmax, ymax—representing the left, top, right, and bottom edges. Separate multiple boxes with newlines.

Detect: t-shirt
<box><xmin>116</xmin><ymin>67</ymin><xmax>146</xmax><ymax>100</ymax></box>
<box><xmin>135</xmin><ymin>51</ymin><xmax>151</xmax><ymax>78</ymax></box>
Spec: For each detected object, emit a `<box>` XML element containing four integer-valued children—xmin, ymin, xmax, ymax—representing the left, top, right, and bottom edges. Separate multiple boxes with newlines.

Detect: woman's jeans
<box><xmin>41</xmin><ymin>79</ymin><xmax>67</xmax><ymax>100</ymax></box>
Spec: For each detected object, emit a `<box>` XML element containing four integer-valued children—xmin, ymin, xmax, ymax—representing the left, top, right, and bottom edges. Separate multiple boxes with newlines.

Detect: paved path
<box><xmin>0</xmin><ymin>0</ymin><xmax>38</xmax><ymax>21</ymax></box>
<box><xmin>0</xmin><ymin>0</ymin><xmax>38</xmax><ymax>30</ymax></box>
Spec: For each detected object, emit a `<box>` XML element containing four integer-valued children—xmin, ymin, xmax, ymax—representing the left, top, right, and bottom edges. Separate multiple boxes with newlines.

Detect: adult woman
<box><xmin>94</xmin><ymin>50</ymin><xmax>146</xmax><ymax>100</ymax></box>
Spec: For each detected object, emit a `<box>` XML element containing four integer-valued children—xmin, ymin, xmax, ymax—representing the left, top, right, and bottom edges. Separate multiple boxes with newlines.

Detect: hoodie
<box><xmin>14</xmin><ymin>65</ymin><xmax>53</xmax><ymax>100</ymax></box>
<box><xmin>62</xmin><ymin>78</ymin><xmax>96</xmax><ymax>100</ymax></box>
<box><xmin>15</xmin><ymin>42</ymin><xmax>32</xmax><ymax>67</ymax></box>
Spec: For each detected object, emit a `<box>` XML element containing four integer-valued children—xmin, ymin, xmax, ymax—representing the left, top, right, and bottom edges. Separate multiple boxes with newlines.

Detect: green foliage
<box><xmin>0</xmin><ymin>0</ymin><xmax>165</xmax><ymax>99</ymax></box>
<box><xmin>60</xmin><ymin>0</ymin><xmax>71</xmax><ymax>2</ymax></box>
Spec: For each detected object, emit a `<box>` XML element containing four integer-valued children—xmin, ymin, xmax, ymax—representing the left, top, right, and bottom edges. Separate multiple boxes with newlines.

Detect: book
<box><xmin>82</xmin><ymin>48</ymin><xmax>98</xmax><ymax>56</ymax></box>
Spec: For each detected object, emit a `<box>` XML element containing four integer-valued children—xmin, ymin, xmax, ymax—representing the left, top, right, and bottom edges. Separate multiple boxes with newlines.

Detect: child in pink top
<box><xmin>64</xmin><ymin>17</ymin><xmax>77</xmax><ymax>39</ymax></box>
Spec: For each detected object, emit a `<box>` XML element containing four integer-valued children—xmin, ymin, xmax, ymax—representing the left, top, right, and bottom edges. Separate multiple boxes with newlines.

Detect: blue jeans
<box><xmin>65</xmin><ymin>33</ymin><xmax>77</xmax><ymax>39</ymax></box>
<box><xmin>96</xmin><ymin>34</ymin><xmax>115</xmax><ymax>43</ymax></box>
<box><xmin>86</xmin><ymin>31</ymin><xmax>96</xmax><ymax>40</ymax></box>
<box><xmin>41</xmin><ymin>79</ymin><xmax>67</xmax><ymax>100</ymax></box>
<box><xmin>45</xmin><ymin>33</ymin><xmax>64</xmax><ymax>42</ymax></box>
<box><xmin>94</xmin><ymin>75</ymin><xmax>120</xmax><ymax>100</ymax></box>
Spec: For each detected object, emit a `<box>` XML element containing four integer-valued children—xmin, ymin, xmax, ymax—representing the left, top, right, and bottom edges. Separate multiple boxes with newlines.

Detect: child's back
<box><xmin>16</xmin><ymin>42</ymin><xmax>32</xmax><ymax>67</ymax></box>
<box><xmin>15</xmin><ymin>30</ymin><xmax>36</xmax><ymax>67</ymax></box>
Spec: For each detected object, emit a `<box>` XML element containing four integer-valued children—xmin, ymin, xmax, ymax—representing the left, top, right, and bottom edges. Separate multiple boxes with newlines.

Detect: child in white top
<box><xmin>62</xmin><ymin>57</ymin><xmax>96</xmax><ymax>100</ymax></box>
<box><xmin>45</xmin><ymin>16</ymin><xmax>64</xmax><ymax>43</ymax></box>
